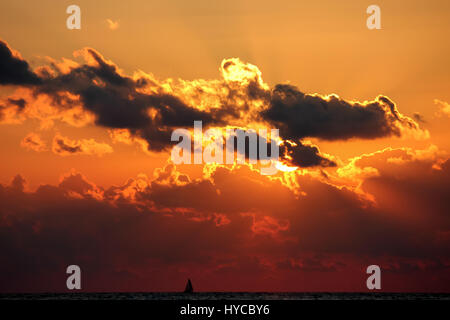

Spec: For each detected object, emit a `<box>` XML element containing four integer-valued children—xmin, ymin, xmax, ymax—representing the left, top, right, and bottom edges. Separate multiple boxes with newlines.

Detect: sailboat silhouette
<box><xmin>184</xmin><ymin>278</ymin><xmax>194</xmax><ymax>293</ymax></box>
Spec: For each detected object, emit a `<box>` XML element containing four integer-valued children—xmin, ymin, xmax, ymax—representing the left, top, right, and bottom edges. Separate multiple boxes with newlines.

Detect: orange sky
<box><xmin>1</xmin><ymin>0</ymin><xmax>450</xmax><ymax>187</ymax></box>
<box><xmin>0</xmin><ymin>0</ymin><xmax>449</xmax><ymax>292</ymax></box>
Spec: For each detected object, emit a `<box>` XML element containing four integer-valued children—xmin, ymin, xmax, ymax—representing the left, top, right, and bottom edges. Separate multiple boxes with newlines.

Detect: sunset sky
<box><xmin>0</xmin><ymin>0</ymin><xmax>449</xmax><ymax>292</ymax></box>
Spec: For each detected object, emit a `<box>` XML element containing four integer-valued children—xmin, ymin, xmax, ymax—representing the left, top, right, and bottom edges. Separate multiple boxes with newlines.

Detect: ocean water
<box><xmin>1</xmin><ymin>292</ymin><xmax>449</xmax><ymax>300</ymax></box>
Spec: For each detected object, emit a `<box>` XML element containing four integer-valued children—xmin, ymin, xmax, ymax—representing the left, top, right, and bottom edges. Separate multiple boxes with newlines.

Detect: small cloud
<box><xmin>435</xmin><ymin>99</ymin><xmax>450</xmax><ymax>118</ymax></box>
<box><xmin>21</xmin><ymin>132</ymin><xmax>47</xmax><ymax>152</ymax></box>
<box><xmin>106</xmin><ymin>19</ymin><xmax>120</xmax><ymax>31</ymax></box>
<box><xmin>413</xmin><ymin>112</ymin><xmax>426</xmax><ymax>123</ymax></box>
<box><xmin>52</xmin><ymin>134</ymin><xmax>113</xmax><ymax>157</ymax></box>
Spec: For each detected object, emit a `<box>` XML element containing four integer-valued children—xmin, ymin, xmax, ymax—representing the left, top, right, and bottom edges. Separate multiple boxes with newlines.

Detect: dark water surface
<box><xmin>1</xmin><ymin>292</ymin><xmax>449</xmax><ymax>300</ymax></box>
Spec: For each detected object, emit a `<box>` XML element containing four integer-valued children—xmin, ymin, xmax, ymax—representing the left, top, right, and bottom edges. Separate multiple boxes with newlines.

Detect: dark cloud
<box><xmin>0</xmin><ymin>39</ymin><xmax>424</xmax><ymax>168</ymax></box>
<box><xmin>7</xmin><ymin>98</ymin><xmax>27</xmax><ymax>110</ymax></box>
<box><xmin>223</xmin><ymin>130</ymin><xmax>335</xmax><ymax>167</ymax></box>
<box><xmin>0</xmin><ymin>173</ymin><xmax>252</xmax><ymax>292</ymax></box>
<box><xmin>0</xmin><ymin>154</ymin><xmax>450</xmax><ymax>292</ymax></box>
<box><xmin>0</xmin><ymin>40</ymin><xmax>41</xmax><ymax>85</ymax></box>
<box><xmin>224</xmin><ymin>130</ymin><xmax>278</xmax><ymax>162</ymax></box>
<box><xmin>280</xmin><ymin>141</ymin><xmax>336</xmax><ymax>167</ymax></box>
<box><xmin>34</xmin><ymin>48</ymin><xmax>217</xmax><ymax>152</ymax></box>
<box><xmin>262</xmin><ymin>84</ymin><xmax>419</xmax><ymax>141</ymax></box>
<box><xmin>144</xmin><ymin>160</ymin><xmax>450</xmax><ymax>259</ymax></box>
<box><xmin>413</xmin><ymin>112</ymin><xmax>426</xmax><ymax>123</ymax></box>
<box><xmin>51</xmin><ymin>134</ymin><xmax>113</xmax><ymax>156</ymax></box>
<box><xmin>53</xmin><ymin>137</ymin><xmax>82</xmax><ymax>154</ymax></box>
<box><xmin>0</xmin><ymin>97</ymin><xmax>28</xmax><ymax>122</ymax></box>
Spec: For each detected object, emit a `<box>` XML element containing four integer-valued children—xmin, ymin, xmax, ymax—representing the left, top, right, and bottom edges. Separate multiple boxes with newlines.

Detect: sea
<box><xmin>0</xmin><ymin>292</ymin><xmax>449</xmax><ymax>300</ymax></box>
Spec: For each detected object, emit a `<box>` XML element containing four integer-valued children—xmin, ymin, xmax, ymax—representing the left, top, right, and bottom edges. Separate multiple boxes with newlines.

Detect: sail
<box><xmin>184</xmin><ymin>278</ymin><xmax>194</xmax><ymax>293</ymax></box>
